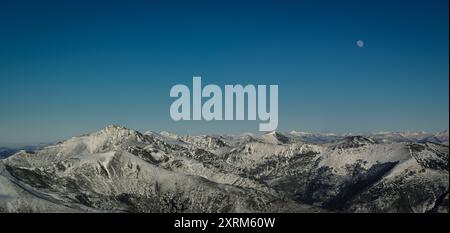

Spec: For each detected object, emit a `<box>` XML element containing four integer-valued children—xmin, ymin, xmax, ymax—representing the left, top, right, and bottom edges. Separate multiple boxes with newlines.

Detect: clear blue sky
<box><xmin>0</xmin><ymin>0</ymin><xmax>448</xmax><ymax>145</ymax></box>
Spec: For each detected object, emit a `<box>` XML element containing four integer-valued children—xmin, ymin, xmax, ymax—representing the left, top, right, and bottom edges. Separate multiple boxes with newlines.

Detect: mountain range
<box><xmin>0</xmin><ymin>125</ymin><xmax>448</xmax><ymax>212</ymax></box>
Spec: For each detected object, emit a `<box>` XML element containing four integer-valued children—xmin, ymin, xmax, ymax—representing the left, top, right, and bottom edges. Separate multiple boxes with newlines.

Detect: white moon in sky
<box><xmin>356</xmin><ymin>40</ymin><xmax>364</xmax><ymax>48</ymax></box>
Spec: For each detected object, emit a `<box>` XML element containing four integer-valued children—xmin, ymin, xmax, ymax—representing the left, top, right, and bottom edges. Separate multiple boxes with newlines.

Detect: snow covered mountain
<box><xmin>0</xmin><ymin>125</ymin><xmax>448</xmax><ymax>213</ymax></box>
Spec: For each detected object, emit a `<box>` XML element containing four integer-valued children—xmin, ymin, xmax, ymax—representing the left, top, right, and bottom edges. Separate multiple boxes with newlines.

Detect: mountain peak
<box><xmin>332</xmin><ymin>136</ymin><xmax>375</xmax><ymax>149</ymax></box>
<box><xmin>261</xmin><ymin>131</ymin><xmax>290</xmax><ymax>144</ymax></box>
<box><xmin>97</xmin><ymin>124</ymin><xmax>141</xmax><ymax>137</ymax></box>
<box><xmin>103</xmin><ymin>124</ymin><xmax>129</xmax><ymax>131</ymax></box>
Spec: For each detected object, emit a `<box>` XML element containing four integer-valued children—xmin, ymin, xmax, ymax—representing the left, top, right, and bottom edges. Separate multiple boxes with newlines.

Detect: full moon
<box><xmin>356</xmin><ymin>40</ymin><xmax>364</xmax><ymax>48</ymax></box>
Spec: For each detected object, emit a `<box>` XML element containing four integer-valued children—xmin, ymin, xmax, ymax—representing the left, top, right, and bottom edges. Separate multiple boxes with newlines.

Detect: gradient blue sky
<box><xmin>0</xmin><ymin>0</ymin><xmax>448</xmax><ymax>145</ymax></box>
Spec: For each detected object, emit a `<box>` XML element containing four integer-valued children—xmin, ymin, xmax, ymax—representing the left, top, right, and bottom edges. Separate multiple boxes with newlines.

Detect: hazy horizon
<box><xmin>0</xmin><ymin>123</ymin><xmax>448</xmax><ymax>147</ymax></box>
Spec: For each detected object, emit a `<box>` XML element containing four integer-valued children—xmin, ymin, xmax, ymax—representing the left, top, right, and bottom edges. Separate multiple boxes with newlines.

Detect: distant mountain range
<box><xmin>0</xmin><ymin>125</ymin><xmax>448</xmax><ymax>212</ymax></box>
<box><xmin>0</xmin><ymin>144</ymin><xmax>49</xmax><ymax>159</ymax></box>
<box><xmin>287</xmin><ymin>130</ymin><xmax>449</xmax><ymax>145</ymax></box>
